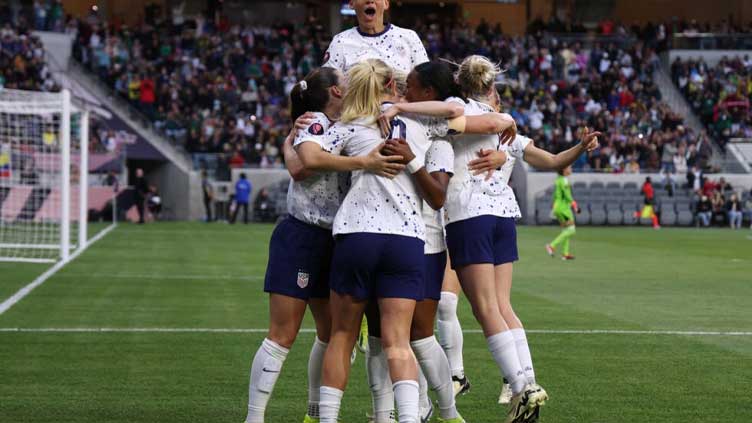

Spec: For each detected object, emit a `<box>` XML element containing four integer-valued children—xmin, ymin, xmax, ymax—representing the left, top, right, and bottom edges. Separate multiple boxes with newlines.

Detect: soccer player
<box><xmin>546</xmin><ymin>165</ymin><xmax>579</xmax><ymax>260</ymax></box>
<box><xmin>445</xmin><ymin>55</ymin><xmax>600</xmax><ymax>423</ymax></box>
<box><xmin>323</xmin><ymin>0</ymin><xmax>428</xmax><ymax>74</ymax></box>
<box><xmin>298</xmin><ymin>59</ymin><xmax>456</xmax><ymax>423</ymax></box>
<box><xmin>633</xmin><ymin>176</ymin><xmax>660</xmax><ymax>229</ymax></box>
<box><xmin>244</xmin><ymin>67</ymin><xmax>404</xmax><ymax>423</ymax></box>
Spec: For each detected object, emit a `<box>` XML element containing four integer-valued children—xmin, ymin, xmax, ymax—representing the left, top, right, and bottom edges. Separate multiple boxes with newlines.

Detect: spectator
<box><xmin>133</xmin><ymin>168</ymin><xmax>148</xmax><ymax>224</ymax></box>
<box><xmin>230</xmin><ymin>173</ymin><xmax>251</xmax><ymax>224</ymax></box>
<box><xmin>726</xmin><ymin>193</ymin><xmax>743</xmax><ymax>229</ymax></box>
<box><xmin>743</xmin><ymin>190</ymin><xmax>752</xmax><ymax>229</ymax></box>
<box><xmin>253</xmin><ymin>187</ymin><xmax>274</xmax><ymax>222</ymax></box>
<box><xmin>201</xmin><ymin>170</ymin><xmax>213</xmax><ymax>222</ymax></box>
<box><xmin>711</xmin><ymin>190</ymin><xmax>726</xmax><ymax>225</ymax></box>
<box><xmin>696</xmin><ymin>195</ymin><xmax>712</xmax><ymax>226</ymax></box>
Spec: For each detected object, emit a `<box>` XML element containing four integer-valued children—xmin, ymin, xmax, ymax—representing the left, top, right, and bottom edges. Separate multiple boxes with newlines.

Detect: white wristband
<box><xmin>406</xmin><ymin>157</ymin><xmax>423</xmax><ymax>174</ymax></box>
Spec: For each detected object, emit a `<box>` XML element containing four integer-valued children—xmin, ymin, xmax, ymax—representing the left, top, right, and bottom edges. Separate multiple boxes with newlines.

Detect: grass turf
<box><xmin>0</xmin><ymin>223</ymin><xmax>750</xmax><ymax>422</ymax></box>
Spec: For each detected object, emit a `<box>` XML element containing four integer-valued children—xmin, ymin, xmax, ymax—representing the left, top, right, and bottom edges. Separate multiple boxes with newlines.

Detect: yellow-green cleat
<box><xmin>302</xmin><ymin>414</ymin><xmax>319</xmax><ymax>423</ymax></box>
<box><xmin>437</xmin><ymin>416</ymin><xmax>465</xmax><ymax>423</ymax></box>
<box><xmin>357</xmin><ymin>316</ymin><xmax>369</xmax><ymax>353</ymax></box>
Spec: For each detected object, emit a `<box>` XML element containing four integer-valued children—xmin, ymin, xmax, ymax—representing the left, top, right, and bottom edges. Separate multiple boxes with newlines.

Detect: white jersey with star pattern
<box><xmin>444</xmin><ymin>98</ymin><xmax>531</xmax><ymax>224</ymax></box>
<box><xmin>287</xmin><ymin>112</ymin><xmax>343</xmax><ymax>229</ymax></box>
<box><xmin>323</xmin><ymin>24</ymin><xmax>429</xmax><ymax>74</ymax></box>
<box><xmin>323</xmin><ymin>106</ymin><xmax>447</xmax><ymax>240</ymax></box>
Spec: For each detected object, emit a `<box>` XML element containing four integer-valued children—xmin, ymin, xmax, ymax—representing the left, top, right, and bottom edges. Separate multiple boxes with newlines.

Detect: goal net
<box><xmin>0</xmin><ymin>89</ymin><xmax>91</xmax><ymax>263</ymax></box>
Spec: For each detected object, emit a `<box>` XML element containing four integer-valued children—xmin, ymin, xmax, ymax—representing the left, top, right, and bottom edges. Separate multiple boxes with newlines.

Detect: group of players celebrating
<box><xmin>243</xmin><ymin>1</ymin><xmax>600</xmax><ymax>422</ymax></box>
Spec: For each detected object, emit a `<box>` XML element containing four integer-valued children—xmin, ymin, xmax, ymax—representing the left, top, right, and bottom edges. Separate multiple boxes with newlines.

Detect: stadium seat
<box><xmin>676</xmin><ymin>200</ymin><xmax>692</xmax><ymax>212</ymax></box>
<box><xmin>606</xmin><ymin>182</ymin><xmax>621</xmax><ymax>190</ymax></box>
<box><xmin>590</xmin><ymin>202</ymin><xmax>607</xmax><ymax>225</ymax></box>
<box><xmin>660</xmin><ymin>211</ymin><xmax>678</xmax><ymax>226</ymax></box>
<box><xmin>573</xmin><ymin>181</ymin><xmax>587</xmax><ymax>190</ymax></box>
<box><xmin>575</xmin><ymin>208</ymin><xmax>590</xmax><ymax>225</ymax></box>
<box><xmin>605</xmin><ymin>202</ymin><xmax>623</xmax><ymax>225</ymax></box>
<box><xmin>623</xmin><ymin>182</ymin><xmax>638</xmax><ymax>190</ymax></box>
<box><xmin>590</xmin><ymin>181</ymin><xmax>605</xmax><ymax>190</ymax></box>
<box><xmin>677</xmin><ymin>210</ymin><xmax>695</xmax><ymax>226</ymax></box>
<box><xmin>535</xmin><ymin>197</ymin><xmax>553</xmax><ymax>225</ymax></box>
<box><xmin>623</xmin><ymin>202</ymin><xmax>640</xmax><ymax>225</ymax></box>
<box><xmin>658</xmin><ymin>199</ymin><xmax>676</xmax><ymax>214</ymax></box>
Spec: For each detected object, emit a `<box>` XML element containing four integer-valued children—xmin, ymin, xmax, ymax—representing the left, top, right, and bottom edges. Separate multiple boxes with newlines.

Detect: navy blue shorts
<box><xmin>445</xmin><ymin>215</ymin><xmax>518</xmax><ymax>269</ymax></box>
<box><xmin>264</xmin><ymin>216</ymin><xmax>333</xmax><ymax>300</ymax></box>
<box><xmin>423</xmin><ymin>251</ymin><xmax>447</xmax><ymax>301</ymax></box>
<box><xmin>330</xmin><ymin>233</ymin><xmax>425</xmax><ymax>301</ymax></box>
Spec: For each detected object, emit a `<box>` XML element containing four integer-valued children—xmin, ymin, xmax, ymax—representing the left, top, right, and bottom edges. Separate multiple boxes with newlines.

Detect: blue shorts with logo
<box><xmin>264</xmin><ymin>216</ymin><xmax>333</xmax><ymax>300</ymax></box>
<box><xmin>445</xmin><ymin>215</ymin><xmax>518</xmax><ymax>269</ymax></box>
<box><xmin>423</xmin><ymin>251</ymin><xmax>447</xmax><ymax>301</ymax></box>
<box><xmin>330</xmin><ymin>233</ymin><xmax>425</xmax><ymax>301</ymax></box>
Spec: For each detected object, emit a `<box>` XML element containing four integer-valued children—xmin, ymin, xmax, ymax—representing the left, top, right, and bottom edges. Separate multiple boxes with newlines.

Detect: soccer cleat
<box><xmin>302</xmin><ymin>415</ymin><xmax>319</xmax><ymax>423</ymax></box>
<box><xmin>420</xmin><ymin>400</ymin><xmax>434</xmax><ymax>423</ymax></box>
<box><xmin>357</xmin><ymin>317</ymin><xmax>369</xmax><ymax>353</ymax></box>
<box><xmin>522</xmin><ymin>406</ymin><xmax>540</xmax><ymax>423</ymax></box>
<box><xmin>437</xmin><ymin>415</ymin><xmax>466</xmax><ymax>423</ymax></box>
<box><xmin>366</xmin><ymin>410</ymin><xmax>397</xmax><ymax>423</ymax></box>
<box><xmin>505</xmin><ymin>384</ymin><xmax>548</xmax><ymax>423</ymax></box>
<box><xmin>561</xmin><ymin>254</ymin><xmax>575</xmax><ymax>261</ymax></box>
<box><xmin>545</xmin><ymin>244</ymin><xmax>555</xmax><ymax>257</ymax></box>
<box><xmin>498</xmin><ymin>378</ymin><xmax>512</xmax><ymax>404</ymax></box>
<box><xmin>452</xmin><ymin>375</ymin><xmax>471</xmax><ymax>397</ymax></box>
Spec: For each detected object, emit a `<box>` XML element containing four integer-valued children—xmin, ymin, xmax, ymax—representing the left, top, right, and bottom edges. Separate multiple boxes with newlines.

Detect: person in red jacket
<box><xmin>634</xmin><ymin>176</ymin><xmax>660</xmax><ymax>229</ymax></box>
<box><xmin>139</xmin><ymin>74</ymin><xmax>156</xmax><ymax>119</ymax></box>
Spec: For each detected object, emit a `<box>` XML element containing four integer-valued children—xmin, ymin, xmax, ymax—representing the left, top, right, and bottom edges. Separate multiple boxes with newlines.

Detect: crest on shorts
<box><xmin>297</xmin><ymin>271</ymin><xmax>310</xmax><ymax>288</ymax></box>
<box><xmin>309</xmin><ymin>123</ymin><xmax>324</xmax><ymax>135</ymax></box>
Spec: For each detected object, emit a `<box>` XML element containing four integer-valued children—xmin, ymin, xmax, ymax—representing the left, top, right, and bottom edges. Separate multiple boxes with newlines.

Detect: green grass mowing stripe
<box><xmin>0</xmin><ymin>331</ymin><xmax>750</xmax><ymax>422</ymax></box>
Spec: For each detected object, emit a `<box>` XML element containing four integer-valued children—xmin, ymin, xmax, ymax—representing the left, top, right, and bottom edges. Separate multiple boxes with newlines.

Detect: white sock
<box><xmin>486</xmin><ymin>331</ymin><xmax>527</xmax><ymax>395</ymax></box>
<box><xmin>307</xmin><ymin>337</ymin><xmax>328</xmax><ymax>417</ymax></box>
<box><xmin>393</xmin><ymin>380</ymin><xmax>420</xmax><ymax>423</ymax></box>
<box><xmin>246</xmin><ymin>338</ymin><xmax>289</xmax><ymax>423</ymax></box>
<box><xmin>412</xmin><ymin>336</ymin><xmax>457</xmax><ymax>419</ymax></box>
<box><xmin>418</xmin><ymin>366</ymin><xmax>430</xmax><ymax>412</ymax></box>
<box><xmin>437</xmin><ymin>292</ymin><xmax>465</xmax><ymax>378</ymax></box>
<box><xmin>510</xmin><ymin>328</ymin><xmax>536</xmax><ymax>384</ymax></box>
<box><xmin>367</xmin><ymin>336</ymin><xmax>395</xmax><ymax>422</ymax></box>
<box><xmin>319</xmin><ymin>386</ymin><xmax>343</xmax><ymax>423</ymax></box>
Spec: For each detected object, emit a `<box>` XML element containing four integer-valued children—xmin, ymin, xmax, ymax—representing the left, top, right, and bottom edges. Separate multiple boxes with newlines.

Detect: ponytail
<box><xmin>340</xmin><ymin>59</ymin><xmax>394</xmax><ymax>124</ymax></box>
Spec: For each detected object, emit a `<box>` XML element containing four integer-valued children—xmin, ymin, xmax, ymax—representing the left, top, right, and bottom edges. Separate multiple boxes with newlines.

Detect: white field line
<box><xmin>0</xmin><ymin>224</ymin><xmax>117</xmax><ymax>315</ymax></box>
<box><xmin>56</xmin><ymin>273</ymin><xmax>264</xmax><ymax>281</ymax></box>
<box><xmin>0</xmin><ymin>327</ymin><xmax>750</xmax><ymax>336</ymax></box>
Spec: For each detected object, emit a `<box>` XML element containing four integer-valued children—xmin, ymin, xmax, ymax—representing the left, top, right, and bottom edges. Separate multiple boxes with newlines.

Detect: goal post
<box><xmin>0</xmin><ymin>88</ymin><xmax>100</xmax><ymax>264</ymax></box>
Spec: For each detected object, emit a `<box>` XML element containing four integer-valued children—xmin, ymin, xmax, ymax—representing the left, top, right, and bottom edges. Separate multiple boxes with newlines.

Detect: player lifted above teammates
<box><xmin>323</xmin><ymin>0</ymin><xmax>428</xmax><ymax>74</ymax></box>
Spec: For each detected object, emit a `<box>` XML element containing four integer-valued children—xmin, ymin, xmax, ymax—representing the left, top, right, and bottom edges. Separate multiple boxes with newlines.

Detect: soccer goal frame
<box><xmin>0</xmin><ymin>89</ymin><xmax>101</xmax><ymax>264</ymax></box>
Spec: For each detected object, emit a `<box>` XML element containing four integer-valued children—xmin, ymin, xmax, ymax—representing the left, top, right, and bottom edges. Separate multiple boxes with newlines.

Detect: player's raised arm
<box><xmin>522</xmin><ymin>127</ymin><xmax>601</xmax><ymax>171</ymax></box>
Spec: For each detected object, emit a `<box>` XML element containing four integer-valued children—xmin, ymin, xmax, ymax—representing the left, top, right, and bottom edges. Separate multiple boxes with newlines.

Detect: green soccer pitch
<box><xmin>1</xmin><ymin>223</ymin><xmax>750</xmax><ymax>422</ymax></box>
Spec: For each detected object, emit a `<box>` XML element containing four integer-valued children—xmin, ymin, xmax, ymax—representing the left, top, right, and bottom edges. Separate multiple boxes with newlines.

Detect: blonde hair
<box><xmin>393</xmin><ymin>70</ymin><xmax>407</xmax><ymax>97</ymax></box>
<box><xmin>456</xmin><ymin>55</ymin><xmax>501</xmax><ymax>99</ymax></box>
<box><xmin>341</xmin><ymin>59</ymin><xmax>394</xmax><ymax>124</ymax></box>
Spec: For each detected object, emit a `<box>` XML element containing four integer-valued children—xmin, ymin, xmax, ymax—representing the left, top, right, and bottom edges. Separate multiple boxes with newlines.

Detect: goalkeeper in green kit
<box><xmin>546</xmin><ymin>165</ymin><xmax>579</xmax><ymax>260</ymax></box>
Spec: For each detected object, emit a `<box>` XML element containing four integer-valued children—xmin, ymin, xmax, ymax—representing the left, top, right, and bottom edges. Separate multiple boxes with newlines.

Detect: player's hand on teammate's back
<box><xmin>294</xmin><ymin>112</ymin><xmax>317</xmax><ymax>130</ymax></box>
<box><xmin>468</xmin><ymin>148</ymin><xmax>507</xmax><ymax>180</ymax></box>
<box><xmin>366</xmin><ymin>141</ymin><xmax>405</xmax><ymax>178</ymax></box>
<box><xmin>579</xmin><ymin>127</ymin><xmax>602</xmax><ymax>152</ymax></box>
<box><xmin>377</xmin><ymin>106</ymin><xmax>400</xmax><ymax>138</ymax></box>
<box><xmin>499</xmin><ymin>114</ymin><xmax>517</xmax><ymax>145</ymax></box>
<box><xmin>382</xmin><ymin>138</ymin><xmax>415</xmax><ymax>165</ymax></box>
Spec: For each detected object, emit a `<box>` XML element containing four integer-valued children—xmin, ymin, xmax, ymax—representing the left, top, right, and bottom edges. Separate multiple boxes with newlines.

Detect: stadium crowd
<box><xmin>671</xmin><ymin>55</ymin><xmax>752</xmax><ymax>150</ymax></box>
<box><xmin>68</xmin><ymin>11</ymin><xmax>723</xmax><ymax>176</ymax></box>
<box><xmin>0</xmin><ymin>22</ymin><xmax>58</xmax><ymax>92</ymax></box>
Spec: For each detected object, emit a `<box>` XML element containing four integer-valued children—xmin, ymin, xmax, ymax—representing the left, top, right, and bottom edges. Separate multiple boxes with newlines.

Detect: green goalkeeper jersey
<box><xmin>552</xmin><ymin>175</ymin><xmax>573</xmax><ymax>213</ymax></box>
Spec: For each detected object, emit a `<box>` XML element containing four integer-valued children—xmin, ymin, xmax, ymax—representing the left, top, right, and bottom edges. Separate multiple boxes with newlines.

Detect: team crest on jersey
<box><xmin>297</xmin><ymin>271</ymin><xmax>309</xmax><ymax>288</ymax></box>
<box><xmin>309</xmin><ymin>123</ymin><xmax>324</xmax><ymax>135</ymax></box>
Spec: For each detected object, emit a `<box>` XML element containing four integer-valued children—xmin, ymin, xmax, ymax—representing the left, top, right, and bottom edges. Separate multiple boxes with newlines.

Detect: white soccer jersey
<box><xmin>287</xmin><ymin>112</ymin><xmax>343</xmax><ymax>229</ymax></box>
<box><xmin>423</xmin><ymin>139</ymin><xmax>454</xmax><ymax>254</ymax></box>
<box><xmin>323</xmin><ymin>24</ymin><xmax>429</xmax><ymax>74</ymax></box>
<box><xmin>444</xmin><ymin>99</ymin><xmax>531</xmax><ymax>224</ymax></box>
<box><xmin>324</xmin><ymin>105</ymin><xmax>446</xmax><ymax>240</ymax></box>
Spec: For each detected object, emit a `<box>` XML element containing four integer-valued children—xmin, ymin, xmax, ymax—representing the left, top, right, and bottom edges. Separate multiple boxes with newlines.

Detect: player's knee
<box><xmin>267</xmin><ymin>330</ymin><xmax>297</xmax><ymax>349</ymax></box>
<box><xmin>382</xmin><ymin>343</ymin><xmax>412</xmax><ymax>364</ymax></box>
<box><xmin>437</xmin><ymin>291</ymin><xmax>458</xmax><ymax>321</ymax></box>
